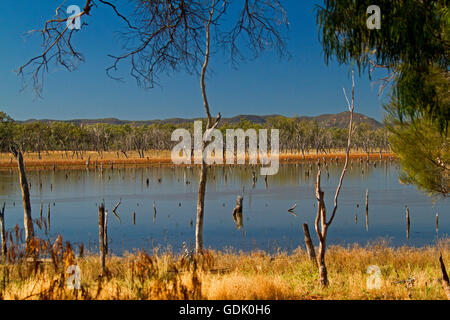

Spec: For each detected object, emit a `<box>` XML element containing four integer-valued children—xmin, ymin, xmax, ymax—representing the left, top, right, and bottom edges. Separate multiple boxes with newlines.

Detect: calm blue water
<box><xmin>0</xmin><ymin>160</ymin><xmax>448</xmax><ymax>255</ymax></box>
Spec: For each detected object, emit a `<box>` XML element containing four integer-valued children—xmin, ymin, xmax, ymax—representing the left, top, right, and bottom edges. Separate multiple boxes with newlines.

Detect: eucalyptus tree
<box><xmin>355</xmin><ymin>123</ymin><xmax>375</xmax><ymax>161</ymax></box>
<box><xmin>131</xmin><ymin>125</ymin><xmax>150</xmax><ymax>159</ymax></box>
<box><xmin>0</xmin><ymin>113</ymin><xmax>34</xmax><ymax>245</ymax></box>
<box><xmin>385</xmin><ymin>105</ymin><xmax>448</xmax><ymax>197</ymax></box>
<box><xmin>316</xmin><ymin>0</ymin><xmax>449</xmax><ymax>199</ymax></box>
<box><xmin>316</xmin><ymin>0</ymin><xmax>449</xmax><ymax>134</ymax></box>
<box><xmin>0</xmin><ymin>112</ymin><xmax>15</xmax><ymax>153</ymax></box>
<box><xmin>295</xmin><ymin>120</ymin><xmax>311</xmax><ymax>159</ymax></box>
<box><xmin>310</xmin><ymin>121</ymin><xmax>325</xmax><ymax>156</ymax></box>
<box><xmin>25</xmin><ymin>122</ymin><xmax>51</xmax><ymax>159</ymax></box>
<box><xmin>17</xmin><ymin>0</ymin><xmax>288</xmax><ymax>253</ymax></box>
<box><xmin>111</xmin><ymin>124</ymin><xmax>132</xmax><ymax>158</ymax></box>
<box><xmin>374</xmin><ymin>127</ymin><xmax>390</xmax><ymax>159</ymax></box>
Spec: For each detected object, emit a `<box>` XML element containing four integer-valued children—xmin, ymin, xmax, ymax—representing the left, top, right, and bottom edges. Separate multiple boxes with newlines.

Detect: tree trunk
<box><xmin>365</xmin><ymin>189</ymin><xmax>369</xmax><ymax>231</ymax></box>
<box><xmin>314</xmin><ymin>173</ymin><xmax>329</xmax><ymax>287</ymax></box>
<box><xmin>406</xmin><ymin>205</ymin><xmax>410</xmax><ymax>240</ymax></box>
<box><xmin>14</xmin><ymin>150</ymin><xmax>34</xmax><ymax>244</ymax></box>
<box><xmin>312</xmin><ymin>72</ymin><xmax>355</xmax><ymax>288</ymax></box>
<box><xmin>195</xmin><ymin>162</ymin><xmax>207</xmax><ymax>253</ymax></box>
<box><xmin>0</xmin><ymin>203</ymin><xmax>6</xmax><ymax>257</ymax></box>
<box><xmin>98</xmin><ymin>204</ymin><xmax>106</xmax><ymax>275</ymax></box>
<box><xmin>232</xmin><ymin>195</ymin><xmax>244</xmax><ymax>230</ymax></box>
<box><xmin>302</xmin><ymin>223</ymin><xmax>316</xmax><ymax>267</ymax></box>
<box><xmin>195</xmin><ymin>5</ymin><xmax>217</xmax><ymax>254</ymax></box>
<box><xmin>439</xmin><ymin>254</ymin><xmax>450</xmax><ymax>300</ymax></box>
<box><xmin>317</xmin><ymin>239</ymin><xmax>328</xmax><ymax>286</ymax></box>
<box><xmin>104</xmin><ymin>209</ymin><xmax>108</xmax><ymax>256</ymax></box>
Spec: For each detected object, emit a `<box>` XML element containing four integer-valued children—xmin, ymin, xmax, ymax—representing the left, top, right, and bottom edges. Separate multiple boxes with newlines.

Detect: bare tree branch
<box><xmin>327</xmin><ymin>70</ymin><xmax>355</xmax><ymax>227</ymax></box>
<box><xmin>18</xmin><ymin>0</ymin><xmax>289</xmax><ymax>95</ymax></box>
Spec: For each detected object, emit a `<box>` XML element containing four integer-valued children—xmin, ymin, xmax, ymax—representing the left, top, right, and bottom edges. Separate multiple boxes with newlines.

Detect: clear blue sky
<box><xmin>0</xmin><ymin>1</ymin><xmax>389</xmax><ymax>121</ymax></box>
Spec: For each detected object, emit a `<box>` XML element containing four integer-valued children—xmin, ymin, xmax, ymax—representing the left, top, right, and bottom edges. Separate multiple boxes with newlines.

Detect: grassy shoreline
<box><xmin>0</xmin><ymin>150</ymin><xmax>396</xmax><ymax>170</ymax></box>
<box><xmin>1</xmin><ymin>240</ymin><xmax>449</xmax><ymax>300</ymax></box>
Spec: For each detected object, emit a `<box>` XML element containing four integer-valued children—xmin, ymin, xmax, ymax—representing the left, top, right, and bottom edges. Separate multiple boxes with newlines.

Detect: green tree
<box><xmin>295</xmin><ymin>120</ymin><xmax>312</xmax><ymax>159</ymax></box>
<box><xmin>355</xmin><ymin>122</ymin><xmax>375</xmax><ymax>160</ymax></box>
<box><xmin>386</xmin><ymin>106</ymin><xmax>449</xmax><ymax>197</ymax></box>
<box><xmin>316</xmin><ymin>0</ymin><xmax>449</xmax><ymax>133</ymax></box>
<box><xmin>0</xmin><ymin>112</ymin><xmax>15</xmax><ymax>152</ymax></box>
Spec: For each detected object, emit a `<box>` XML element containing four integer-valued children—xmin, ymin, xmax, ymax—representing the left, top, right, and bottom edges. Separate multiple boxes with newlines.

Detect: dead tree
<box><xmin>232</xmin><ymin>195</ymin><xmax>244</xmax><ymax>230</ymax></box>
<box><xmin>104</xmin><ymin>209</ymin><xmax>109</xmax><ymax>255</ymax></box>
<box><xmin>17</xmin><ymin>0</ymin><xmax>288</xmax><ymax>254</ymax></box>
<box><xmin>365</xmin><ymin>189</ymin><xmax>369</xmax><ymax>231</ymax></box>
<box><xmin>406</xmin><ymin>205</ymin><xmax>411</xmax><ymax>240</ymax></box>
<box><xmin>439</xmin><ymin>254</ymin><xmax>450</xmax><ymax>300</ymax></box>
<box><xmin>313</xmin><ymin>71</ymin><xmax>355</xmax><ymax>287</ymax></box>
<box><xmin>11</xmin><ymin>147</ymin><xmax>34</xmax><ymax>245</ymax></box>
<box><xmin>436</xmin><ymin>212</ymin><xmax>439</xmax><ymax>233</ymax></box>
<box><xmin>47</xmin><ymin>203</ymin><xmax>51</xmax><ymax>231</ymax></box>
<box><xmin>196</xmin><ymin>3</ymin><xmax>222</xmax><ymax>250</ymax></box>
<box><xmin>302</xmin><ymin>223</ymin><xmax>317</xmax><ymax>267</ymax></box>
<box><xmin>98</xmin><ymin>204</ymin><xmax>106</xmax><ymax>275</ymax></box>
<box><xmin>0</xmin><ymin>203</ymin><xmax>6</xmax><ymax>257</ymax></box>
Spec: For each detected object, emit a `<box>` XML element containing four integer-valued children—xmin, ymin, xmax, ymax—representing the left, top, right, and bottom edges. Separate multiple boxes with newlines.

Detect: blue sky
<box><xmin>0</xmin><ymin>1</ymin><xmax>389</xmax><ymax>121</ymax></box>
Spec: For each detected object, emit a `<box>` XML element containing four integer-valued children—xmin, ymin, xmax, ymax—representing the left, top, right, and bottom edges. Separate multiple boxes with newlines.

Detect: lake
<box><xmin>0</xmin><ymin>160</ymin><xmax>448</xmax><ymax>255</ymax></box>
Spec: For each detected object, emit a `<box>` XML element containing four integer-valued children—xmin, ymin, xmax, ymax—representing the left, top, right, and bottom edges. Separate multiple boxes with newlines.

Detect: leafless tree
<box><xmin>314</xmin><ymin>71</ymin><xmax>355</xmax><ymax>286</ymax></box>
<box><xmin>17</xmin><ymin>0</ymin><xmax>288</xmax><ymax>253</ymax></box>
<box><xmin>10</xmin><ymin>147</ymin><xmax>34</xmax><ymax>245</ymax></box>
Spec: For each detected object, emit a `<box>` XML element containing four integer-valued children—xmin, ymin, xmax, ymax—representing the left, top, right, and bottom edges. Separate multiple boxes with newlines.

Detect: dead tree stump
<box><xmin>439</xmin><ymin>254</ymin><xmax>450</xmax><ymax>300</ymax></box>
<box><xmin>232</xmin><ymin>196</ymin><xmax>243</xmax><ymax>230</ymax></box>
<box><xmin>302</xmin><ymin>223</ymin><xmax>317</xmax><ymax>267</ymax></box>
<box><xmin>98</xmin><ymin>204</ymin><xmax>106</xmax><ymax>275</ymax></box>
<box><xmin>365</xmin><ymin>189</ymin><xmax>369</xmax><ymax>231</ymax></box>
<box><xmin>0</xmin><ymin>203</ymin><xmax>6</xmax><ymax>257</ymax></box>
<box><xmin>406</xmin><ymin>206</ymin><xmax>411</xmax><ymax>240</ymax></box>
<box><xmin>12</xmin><ymin>149</ymin><xmax>34</xmax><ymax>244</ymax></box>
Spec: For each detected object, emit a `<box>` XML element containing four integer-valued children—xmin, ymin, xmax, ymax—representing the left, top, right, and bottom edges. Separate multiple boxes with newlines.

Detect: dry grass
<box><xmin>1</xmin><ymin>239</ymin><xmax>448</xmax><ymax>300</ymax></box>
<box><xmin>0</xmin><ymin>150</ymin><xmax>396</xmax><ymax>170</ymax></box>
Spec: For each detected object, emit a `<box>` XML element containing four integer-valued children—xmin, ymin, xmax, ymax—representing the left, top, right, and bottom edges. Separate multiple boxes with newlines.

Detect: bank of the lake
<box><xmin>0</xmin><ymin>151</ymin><xmax>396</xmax><ymax>170</ymax></box>
<box><xmin>1</xmin><ymin>240</ymin><xmax>449</xmax><ymax>300</ymax></box>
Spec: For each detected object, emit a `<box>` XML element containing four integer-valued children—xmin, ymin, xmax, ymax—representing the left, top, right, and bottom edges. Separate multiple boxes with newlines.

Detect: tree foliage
<box><xmin>385</xmin><ymin>107</ymin><xmax>449</xmax><ymax>197</ymax></box>
<box><xmin>316</xmin><ymin>0</ymin><xmax>449</xmax><ymax>133</ymax></box>
<box><xmin>0</xmin><ymin>112</ymin><xmax>391</xmax><ymax>158</ymax></box>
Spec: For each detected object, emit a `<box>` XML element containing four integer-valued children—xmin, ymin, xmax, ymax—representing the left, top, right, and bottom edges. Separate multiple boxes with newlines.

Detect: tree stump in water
<box><xmin>98</xmin><ymin>204</ymin><xmax>106</xmax><ymax>275</ymax></box>
<box><xmin>11</xmin><ymin>149</ymin><xmax>34</xmax><ymax>245</ymax></box>
<box><xmin>0</xmin><ymin>203</ymin><xmax>6</xmax><ymax>257</ymax></box>
<box><xmin>365</xmin><ymin>189</ymin><xmax>369</xmax><ymax>231</ymax></box>
<box><xmin>232</xmin><ymin>196</ymin><xmax>243</xmax><ymax>230</ymax></box>
<box><xmin>406</xmin><ymin>205</ymin><xmax>411</xmax><ymax>240</ymax></box>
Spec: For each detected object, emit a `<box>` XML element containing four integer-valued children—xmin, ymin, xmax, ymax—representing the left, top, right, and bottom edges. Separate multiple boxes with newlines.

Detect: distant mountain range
<box><xmin>22</xmin><ymin>111</ymin><xmax>383</xmax><ymax>129</ymax></box>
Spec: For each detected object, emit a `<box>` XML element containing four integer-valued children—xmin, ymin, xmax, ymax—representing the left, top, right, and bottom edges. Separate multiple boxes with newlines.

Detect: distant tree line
<box><xmin>0</xmin><ymin>112</ymin><xmax>390</xmax><ymax>159</ymax></box>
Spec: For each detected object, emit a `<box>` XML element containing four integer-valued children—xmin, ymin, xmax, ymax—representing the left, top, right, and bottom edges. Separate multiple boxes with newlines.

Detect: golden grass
<box><xmin>0</xmin><ymin>150</ymin><xmax>396</xmax><ymax>170</ymax></box>
<box><xmin>1</xmin><ymin>239</ymin><xmax>448</xmax><ymax>300</ymax></box>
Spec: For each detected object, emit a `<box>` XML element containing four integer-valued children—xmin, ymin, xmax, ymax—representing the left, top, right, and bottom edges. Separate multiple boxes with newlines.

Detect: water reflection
<box><xmin>0</xmin><ymin>160</ymin><xmax>448</xmax><ymax>254</ymax></box>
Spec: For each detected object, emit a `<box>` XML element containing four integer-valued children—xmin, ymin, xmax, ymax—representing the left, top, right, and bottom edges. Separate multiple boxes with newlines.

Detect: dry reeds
<box><xmin>0</xmin><ymin>235</ymin><xmax>449</xmax><ymax>300</ymax></box>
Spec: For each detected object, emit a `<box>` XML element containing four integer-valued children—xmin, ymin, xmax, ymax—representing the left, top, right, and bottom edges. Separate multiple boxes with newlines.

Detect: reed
<box><xmin>0</xmin><ymin>235</ymin><xmax>449</xmax><ymax>300</ymax></box>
